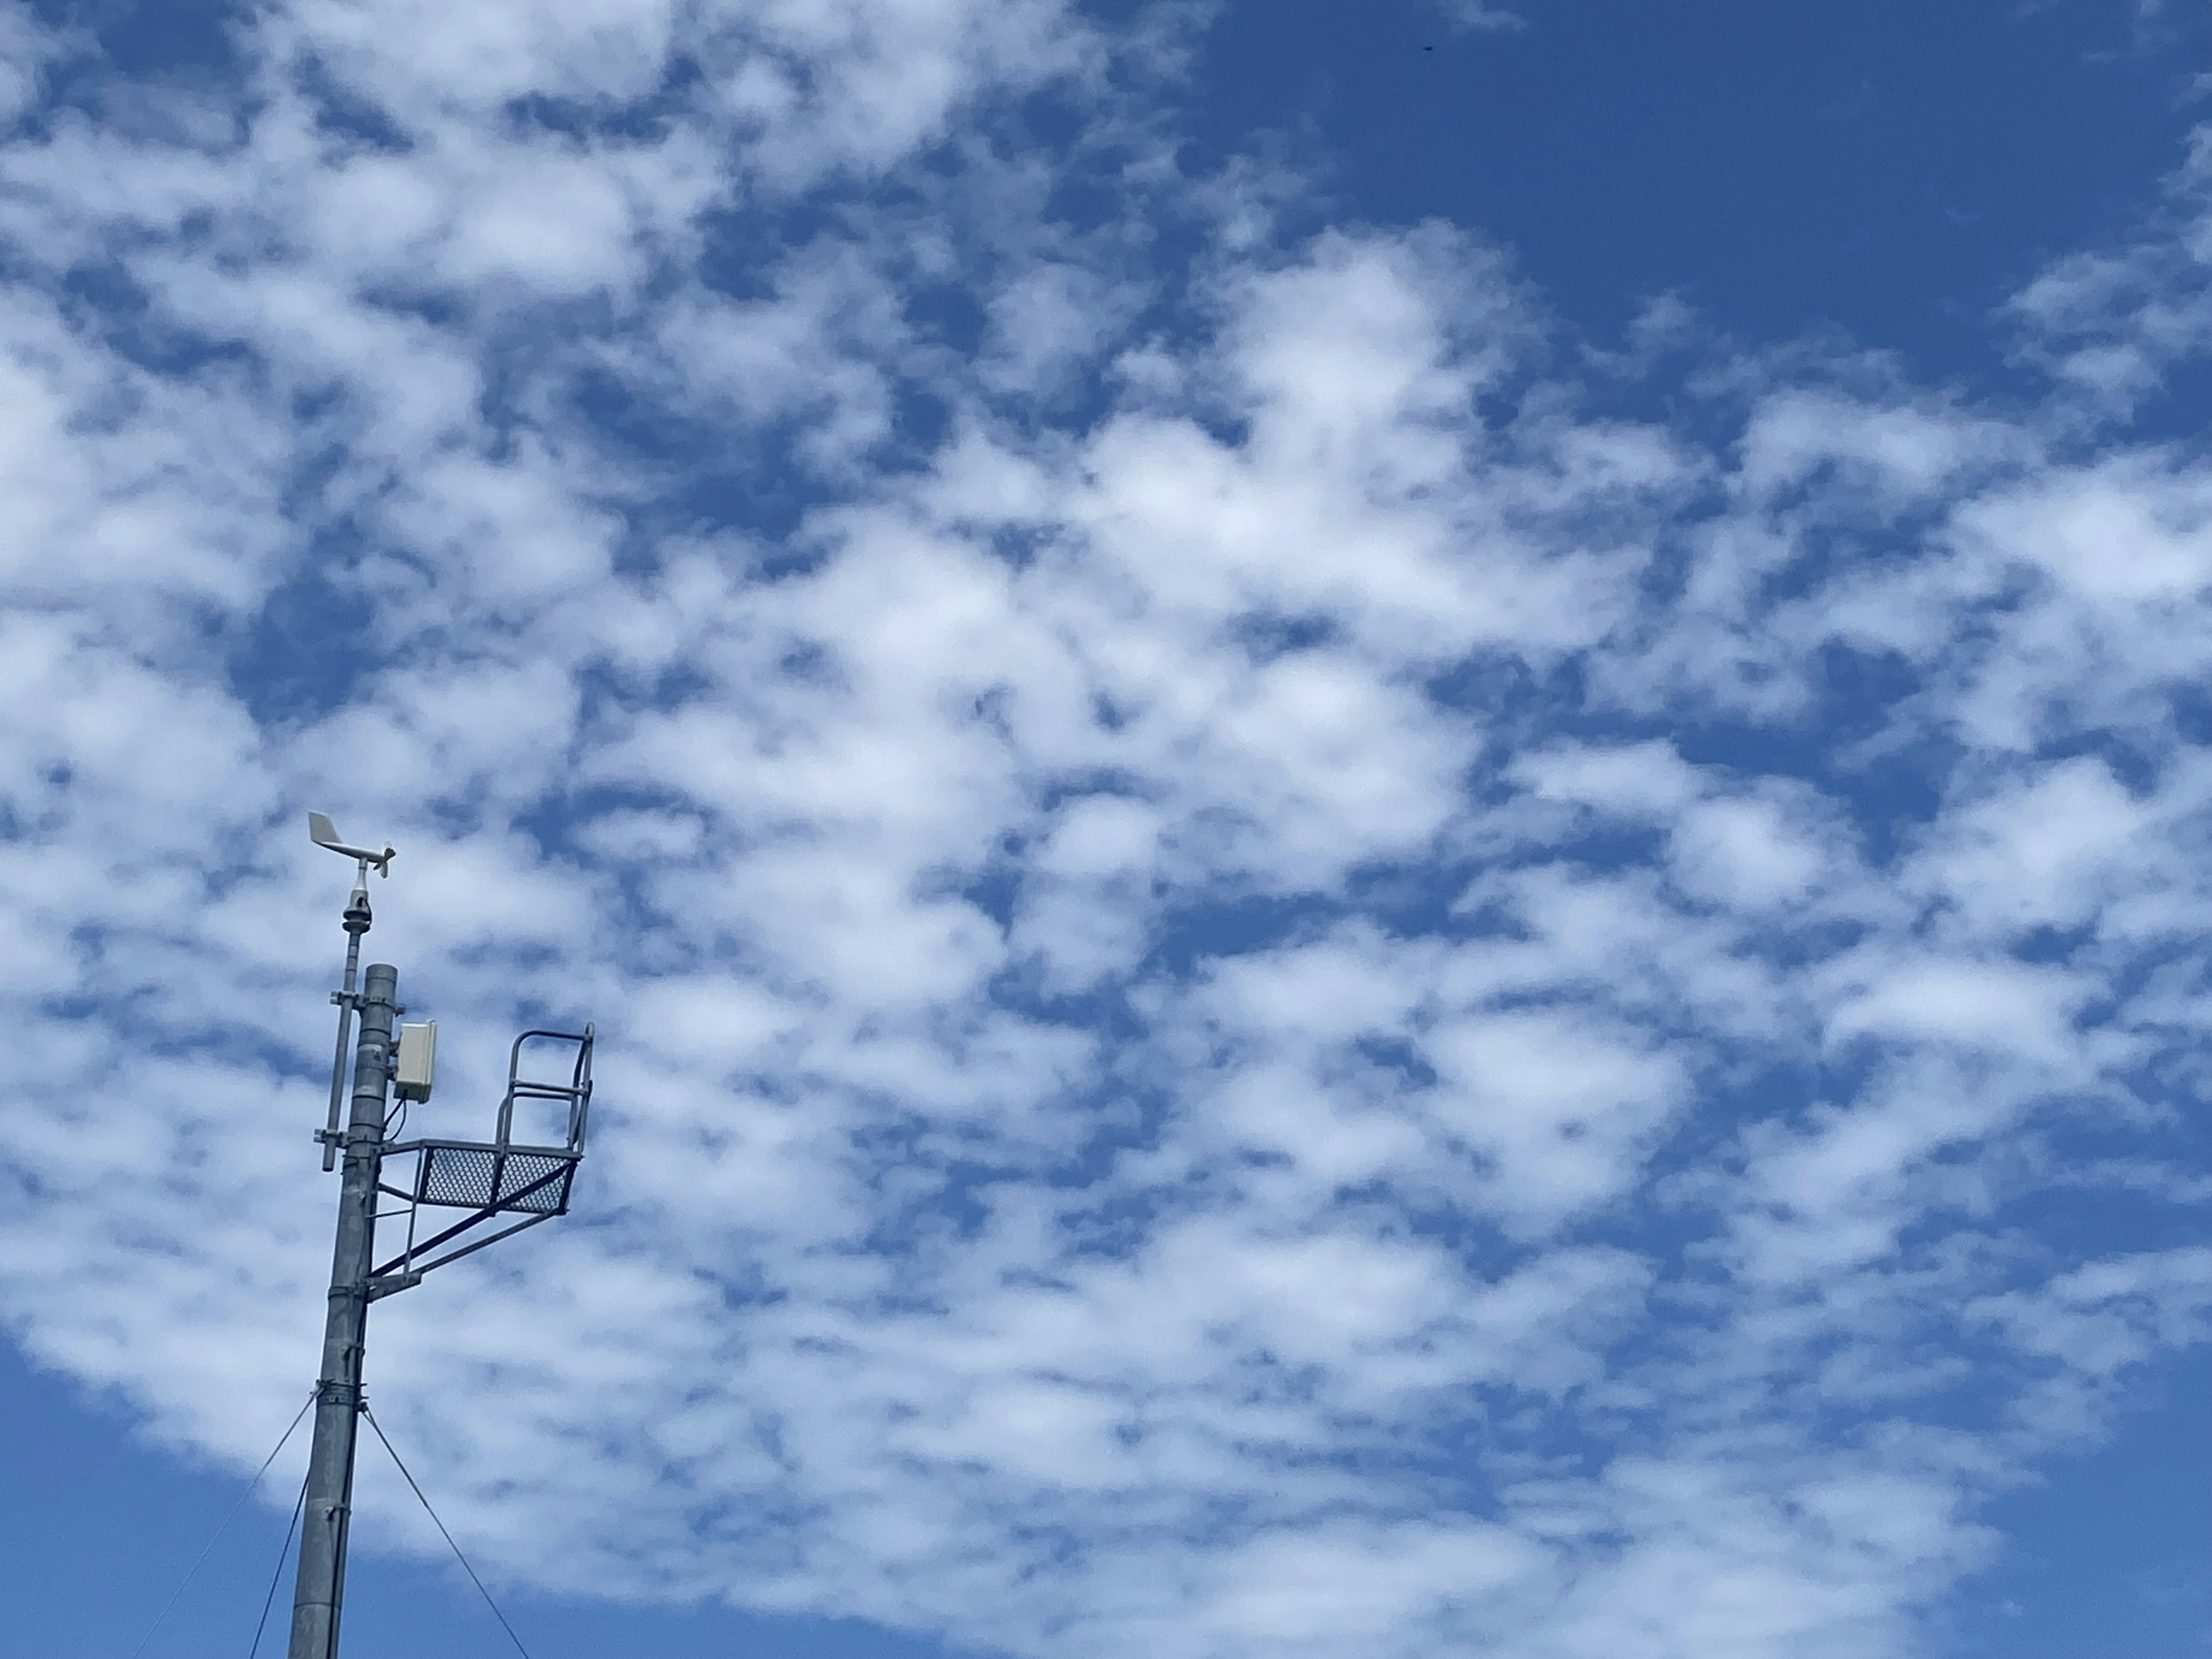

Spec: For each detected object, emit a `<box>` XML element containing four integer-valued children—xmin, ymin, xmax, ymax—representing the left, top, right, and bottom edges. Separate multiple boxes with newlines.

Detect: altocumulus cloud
<box><xmin>2</xmin><ymin>3</ymin><xmax>2212</xmax><ymax>1657</ymax></box>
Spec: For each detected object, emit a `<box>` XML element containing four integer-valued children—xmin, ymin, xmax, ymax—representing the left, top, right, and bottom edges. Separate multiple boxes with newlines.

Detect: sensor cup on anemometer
<box><xmin>285</xmin><ymin>813</ymin><xmax>597</xmax><ymax>1659</ymax></box>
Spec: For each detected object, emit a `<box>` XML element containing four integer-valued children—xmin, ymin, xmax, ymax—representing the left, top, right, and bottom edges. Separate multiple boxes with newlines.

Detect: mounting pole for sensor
<box><xmin>288</xmin><ymin>959</ymin><xmax>397</xmax><ymax>1659</ymax></box>
<box><xmin>308</xmin><ymin>812</ymin><xmax>393</xmax><ymax>1176</ymax></box>
<box><xmin>317</xmin><ymin>873</ymin><xmax>372</xmax><ymax>1172</ymax></box>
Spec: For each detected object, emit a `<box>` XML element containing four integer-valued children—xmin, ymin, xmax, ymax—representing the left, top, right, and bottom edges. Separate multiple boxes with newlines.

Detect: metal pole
<box><xmin>320</xmin><ymin>870</ymin><xmax>372</xmax><ymax>1172</ymax></box>
<box><xmin>288</xmin><ymin>962</ymin><xmax>399</xmax><ymax>1659</ymax></box>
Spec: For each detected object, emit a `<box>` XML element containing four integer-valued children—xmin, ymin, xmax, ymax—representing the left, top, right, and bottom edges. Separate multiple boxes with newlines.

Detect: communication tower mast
<box><xmin>286</xmin><ymin>814</ymin><xmax>595</xmax><ymax>1659</ymax></box>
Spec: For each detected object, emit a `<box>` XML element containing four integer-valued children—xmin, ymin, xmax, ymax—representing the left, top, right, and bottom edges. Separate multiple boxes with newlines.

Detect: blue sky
<box><xmin>6</xmin><ymin>2</ymin><xmax>2212</xmax><ymax>1657</ymax></box>
<box><xmin>1195</xmin><ymin>1</ymin><xmax>2209</xmax><ymax>370</ymax></box>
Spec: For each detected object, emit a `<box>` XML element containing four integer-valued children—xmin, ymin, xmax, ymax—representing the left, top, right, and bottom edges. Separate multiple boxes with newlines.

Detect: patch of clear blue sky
<box><xmin>1943</xmin><ymin>1339</ymin><xmax>2212</xmax><ymax>1658</ymax></box>
<box><xmin>12</xmin><ymin>2</ymin><xmax>2212</xmax><ymax>1656</ymax></box>
<box><xmin>1190</xmin><ymin>0</ymin><xmax>2212</xmax><ymax>391</ymax></box>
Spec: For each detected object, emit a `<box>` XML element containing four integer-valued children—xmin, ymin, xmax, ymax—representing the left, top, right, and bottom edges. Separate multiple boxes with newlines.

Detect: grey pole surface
<box><xmin>319</xmin><ymin>878</ymin><xmax>370</xmax><ymax>1173</ymax></box>
<box><xmin>288</xmin><ymin>961</ymin><xmax>399</xmax><ymax>1659</ymax></box>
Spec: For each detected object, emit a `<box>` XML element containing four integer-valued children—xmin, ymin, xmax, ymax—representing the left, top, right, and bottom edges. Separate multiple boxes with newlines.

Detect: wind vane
<box><xmin>286</xmin><ymin>813</ymin><xmax>595</xmax><ymax>1659</ymax></box>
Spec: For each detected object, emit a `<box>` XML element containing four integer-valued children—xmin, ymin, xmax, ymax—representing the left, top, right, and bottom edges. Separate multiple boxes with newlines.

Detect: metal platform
<box><xmin>409</xmin><ymin>1142</ymin><xmax>577</xmax><ymax>1214</ymax></box>
<box><xmin>370</xmin><ymin>1026</ymin><xmax>594</xmax><ymax>1296</ymax></box>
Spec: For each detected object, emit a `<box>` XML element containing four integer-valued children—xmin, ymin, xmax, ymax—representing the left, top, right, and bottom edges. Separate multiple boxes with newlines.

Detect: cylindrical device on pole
<box><xmin>289</xmin><ymin>963</ymin><xmax>399</xmax><ymax>1659</ymax></box>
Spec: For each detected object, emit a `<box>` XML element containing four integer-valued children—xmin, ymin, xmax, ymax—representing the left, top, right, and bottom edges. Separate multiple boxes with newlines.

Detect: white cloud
<box><xmin>1434</xmin><ymin>1</ymin><xmax>1529</xmax><ymax>35</ymax></box>
<box><xmin>2007</xmin><ymin>123</ymin><xmax>2212</xmax><ymax>407</ymax></box>
<box><xmin>1427</xmin><ymin>1009</ymin><xmax>1689</xmax><ymax>1234</ymax></box>
<box><xmin>0</xmin><ymin>2</ymin><xmax>63</xmax><ymax>128</ymax></box>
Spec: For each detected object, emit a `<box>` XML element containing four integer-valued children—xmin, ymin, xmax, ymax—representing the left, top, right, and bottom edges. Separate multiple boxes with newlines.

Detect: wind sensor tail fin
<box><xmin>308</xmin><ymin>812</ymin><xmax>396</xmax><ymax>876</ymax></box>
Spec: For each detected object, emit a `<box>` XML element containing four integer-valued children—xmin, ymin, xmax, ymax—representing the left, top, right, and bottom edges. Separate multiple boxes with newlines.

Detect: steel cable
<box><xmin>245</xmin><ymin>1467</ymin><xmax>310</xmax><ymax>1658</ymax></box>
<box><xmin>361</xmin><ymin>1402</ymin><xmax>533</xmax><ymax>1659</ymax></box>
<box><xmin>127</xmin><ymin>1388</ymin><xmax>316</xmax><ymax>1659</ymax></box>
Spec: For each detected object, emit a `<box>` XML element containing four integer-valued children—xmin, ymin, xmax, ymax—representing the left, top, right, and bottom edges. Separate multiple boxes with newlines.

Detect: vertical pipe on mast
<box><xmin>320</xmin><ymin>868</ymin><xmax>372</xmax><ymax>1173</ymax></box>
<box><xmin>288</xmin><ymin>961</ymin><xmax>399</xmax><ymax>1659</ymax></box>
